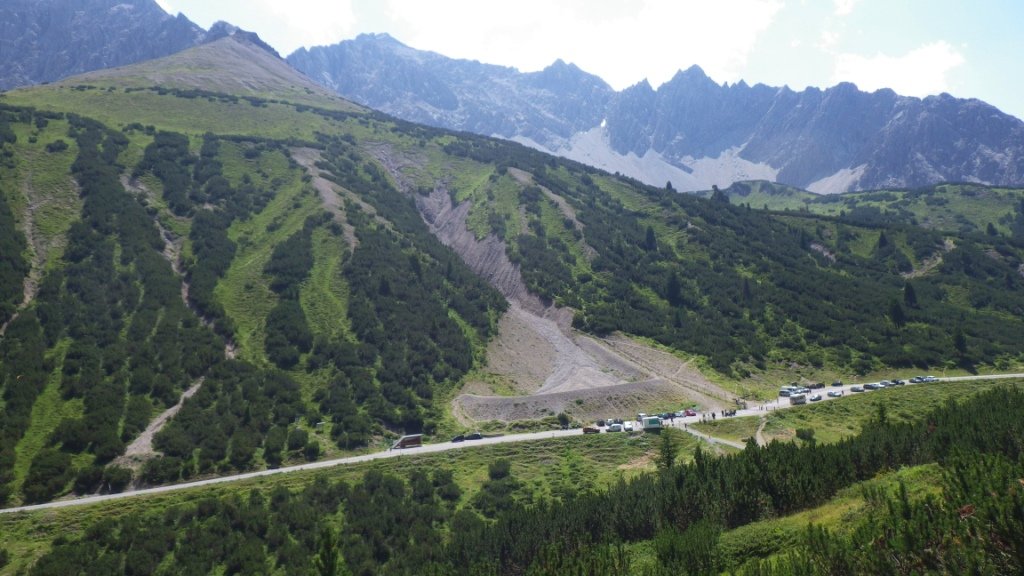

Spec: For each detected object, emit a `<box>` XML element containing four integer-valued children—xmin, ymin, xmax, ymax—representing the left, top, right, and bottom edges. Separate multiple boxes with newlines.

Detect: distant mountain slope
<box><xmin>287</xmin><ymin>34</ymin><xmax>1024</xmax><ymax>194</ymax></box>
<box><xmin>287</xmin><ymin>33</ymin><xmax>613</xmax><ymax>152</ymax></box>
<box><xmin>0</xmin><ymin>0</ymin><xmax>208</xmax><ymax>91</ymax></box>
<box><xmin>707</xmin><ymin>181</ymin><xmax>1024</xmax><ymax>237</ymax></box>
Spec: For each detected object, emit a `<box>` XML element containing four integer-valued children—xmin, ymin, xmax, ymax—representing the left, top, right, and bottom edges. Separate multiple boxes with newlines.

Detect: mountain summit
<box><xmin>288</xmin><ymin>35</ymin><xmax>1024</xmax><ymax>193</ymax></box>
<box><xmin>0</xmin><ymin>0</ymin><xmax>207</xmax><ymax>91</ymax></box>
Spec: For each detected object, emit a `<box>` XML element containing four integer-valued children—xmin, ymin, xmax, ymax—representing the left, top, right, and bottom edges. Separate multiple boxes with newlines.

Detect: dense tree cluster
<box><xmin>0</xmin><ymin>186</ymin><xmax>28</xmax><ymax>326</ymax></box>
<box><xmin>152</xmin><ymin>360</ymin><xmax>304</xmax><ymax>477</ymax></box>
<box><xmin>263</xmin><ymin>215</ymin><xmax>320</xmax><ymax>368</ymax></box>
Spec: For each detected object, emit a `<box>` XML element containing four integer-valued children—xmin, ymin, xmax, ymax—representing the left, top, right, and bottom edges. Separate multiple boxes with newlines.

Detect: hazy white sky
<box><xmin>155</xmin><ymin>0</ymin><xmax>1024</xmax><ymax>120</ymax></box>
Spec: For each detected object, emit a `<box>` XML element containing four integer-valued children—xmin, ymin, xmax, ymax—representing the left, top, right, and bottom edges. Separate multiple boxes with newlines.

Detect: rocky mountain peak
<box><xmin>206</xmin><ymin>21</ymin><xmax>281</xmax><ymax>58</ymax></box>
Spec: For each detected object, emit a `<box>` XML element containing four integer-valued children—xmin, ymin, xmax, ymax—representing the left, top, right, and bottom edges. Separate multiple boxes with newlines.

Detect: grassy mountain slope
<box><xmin>0</xmin><ymin>34</ymin><xmax>1022</xmax><ymax>511</ymax></box>
<box><xmin>707</xmin><ymin>179</ymin><xmax>1024</xmax><ymax>237</ymax></box>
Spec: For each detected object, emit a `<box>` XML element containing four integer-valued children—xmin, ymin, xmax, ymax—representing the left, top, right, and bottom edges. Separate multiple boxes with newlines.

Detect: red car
<box><xmin>683</xmin><ymin>409</ymin><xmax>697</xmax><ymax>417</ymax></box>
<box><xmin>582</xmin><ymin>426</ymin><xmax>600</xmax><ymax>434</ymax></box>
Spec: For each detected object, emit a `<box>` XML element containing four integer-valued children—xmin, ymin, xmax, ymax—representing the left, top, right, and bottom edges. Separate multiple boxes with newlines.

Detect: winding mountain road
<box><xmin>2</xmin><ymin>372</ymin><xmax>1021</xmax><ymax>516</ymax></box>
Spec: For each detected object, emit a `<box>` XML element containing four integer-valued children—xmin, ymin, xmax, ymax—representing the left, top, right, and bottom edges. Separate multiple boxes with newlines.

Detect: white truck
<box><xmin>642</xmin><ymin>416</ymin><xmax>663</xmax><ymax>431</ymax></box>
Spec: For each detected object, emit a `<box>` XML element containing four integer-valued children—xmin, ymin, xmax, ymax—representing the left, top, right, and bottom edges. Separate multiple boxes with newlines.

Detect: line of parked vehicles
<box><xmin>781</xmin><ymin>375</ymin><xmax>940</xmax><ymax>398</ymax></box>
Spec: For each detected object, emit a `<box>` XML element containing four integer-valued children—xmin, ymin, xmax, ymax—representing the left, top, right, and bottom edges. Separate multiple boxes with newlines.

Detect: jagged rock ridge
<box><xmin>287</xmin><ymin>35</ymin><xmax>1024</xmax><ymax>194</ymax></box>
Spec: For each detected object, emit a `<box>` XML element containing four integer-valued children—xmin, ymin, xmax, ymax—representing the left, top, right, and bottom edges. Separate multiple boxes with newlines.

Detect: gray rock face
<box><xmin>288</xmin><ymin>35</ymin><xmax>1024</xmax><ymax>193</ymax></box>
<box><xmin>287</xmin><ymin>34</ymin><xmax>613</xmax><ymax>151</ymax></box>
<box><xmin>0</xmin><ymin>0</ymin><xmax>206</xmax><ymax>91</ymax></box>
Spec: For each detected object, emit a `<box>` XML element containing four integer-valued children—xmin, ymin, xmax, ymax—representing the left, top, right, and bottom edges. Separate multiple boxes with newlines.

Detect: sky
<box><xmin>154</xmin><ymin>0</ymin><xmax>1024</xmax><ymax>120</ymax></box>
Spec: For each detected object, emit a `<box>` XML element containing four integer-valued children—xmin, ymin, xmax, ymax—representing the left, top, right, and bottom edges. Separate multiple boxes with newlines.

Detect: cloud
<box><xmin>833</xmin><ymin>0</ymin><xmax>858</xmax><ymax>16</ymax></box>
<box><xmin>251</xmin><ymin>0</ymin><xmax>355</xmax><ymax>51</ymax></box>
<box><xmin>831</xmin><ymin>41</ymin><xmax>966</xmax><ymax>96</ymax></box>
<box><xmin>382</xmin><ymin>0</ymin><xmax>783</xmax><ymax>89</ymax></box>
<box><xmin>817</xmin><ymin>29</ymin><xmax>840</xmax><ymax>51</ymax></box>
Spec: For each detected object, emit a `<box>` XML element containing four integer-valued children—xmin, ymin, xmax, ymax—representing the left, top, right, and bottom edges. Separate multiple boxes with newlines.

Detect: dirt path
<box><xmin>115</xmin><ymin>378</ymin><xmax>204</xmax><ymax>468</ymax></box>
<box><xmin>754</xmin><ymin>416</ymin><xmax>768</xmax><ymax>447</ymax></box>
<box><xmin>2</xmin><ymin>163</ymin><xmax>73</xmax><ymax>336</ymax></box>
<box><xmin>904</xmin><ymin>238</ymin><xmax>955</xmax><ymax>279</ymax></box>
<box><xmin>290</xmin><ymin>147</ymin><xmax>359</xmax><ymax>249</ymax></box>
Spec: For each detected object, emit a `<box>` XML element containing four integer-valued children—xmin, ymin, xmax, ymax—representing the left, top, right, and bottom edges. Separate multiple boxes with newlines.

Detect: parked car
<box><xmin>923</xmin><ymin>376</ymin><xmax>939</xmax><ymax>383</ymax></box>
<box><xmin>851</xmin><ymin>386</ymin><xmax>864</xmax><ymax>392</ymax></box>
<box><xmin>809</xmin><ymin>394</ymin><xmax>822</xmax><ymax>402</ymax></box>
<box><xmin>879</xmin><ymin>380</ymin><xmax>891</xmax><ymax>387</ymax></box>
<box><xmin>863</xmin><ymin>383</ymin><xmax>879</xmax><ymax>390</ymax></box>
<box><xmin>607</xmin><ymin>423</ymin><xmax>623</xmax><ymax>432</ymax></box>
<box><xmin>684</xmin><ymin>409</ymin><xmax>697</xmax><ymax>417</ymax></box>
<box><xmin>623</xmin><ymin>422</ymin><xmax>634</xmax><ymax>432</ymax></box>
<box><xmin>583</xmin><ymin>426</ymin><xmax>600</xmax><ymax>434</ymax></box>
<box><xmin>892</xmin><ymin>379</ymin><xmax>905</xmax><ymax>386</ymax></box>
<box><xmin>808</xmin><ymin>382</ymin><xmax>825</xmax><ymax>389</ymax></box>
<box><xmin>910</xmin><ymin>376</ymin><xmax>923</xmax><ymax>383</ymax></box>
<box><xmin>831</xmin><ymin>380</ymin><xmax>843</xmax><ymax>387</ymax></box>
<box><xmin>827</xmin><ymin>390</ymin><xmax>843</xmax><ymax>398</ymax></box>
<box><xmin>465</xmin><ymin>432</ymin><xmax>483</xmax><ymax>440</ymax></box>
<box><xmin>451</xmin><ymin>434</ymin><xmax>465</xmax><ymax>443</ymax></box>
<box><xmin>596</xmin><ymin>419</ymin><xmax>606</xmax><ymax>427</ymax></box>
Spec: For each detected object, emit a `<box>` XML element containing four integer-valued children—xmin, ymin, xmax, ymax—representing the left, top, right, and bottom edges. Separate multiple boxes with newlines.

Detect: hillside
<box><xmin>707</xmin><ymin>180</ymin><xmax>1024</xmax><ymax>238</ymax></box>
<box><xmin>0</xmin><ymin>34</ymin><xmax>1022</xmax><ymax>513</ymax></box>
<box><xmin>287</xmin><ymin>34</ymin><xmax>1024</xmax><ymax>193</ymax></box>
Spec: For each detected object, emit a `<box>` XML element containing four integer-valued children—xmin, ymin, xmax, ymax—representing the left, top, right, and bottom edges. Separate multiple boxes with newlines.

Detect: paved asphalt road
<box><xmin>2</xmin><ymin>372</ymin><xmax>1021</xmax><ymax>516</ymax></box>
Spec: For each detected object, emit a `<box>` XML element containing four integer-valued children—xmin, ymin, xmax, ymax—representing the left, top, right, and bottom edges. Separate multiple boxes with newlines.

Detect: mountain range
<box><xmin>288</xmin><ymin>33</ymin><xmax>1024</xmax><ymax>194</ymax></box>
<box><xmin>2</xmin><ymin>1</ymin><xmax>1023</xmax><ymax>195</ymax></box>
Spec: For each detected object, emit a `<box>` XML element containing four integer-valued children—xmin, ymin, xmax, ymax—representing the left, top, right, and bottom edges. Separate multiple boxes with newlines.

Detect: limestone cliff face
<box><xmin>0</xmin><ymin>0</ymin><xmax>205</xmax><ymax>91</ymax></box>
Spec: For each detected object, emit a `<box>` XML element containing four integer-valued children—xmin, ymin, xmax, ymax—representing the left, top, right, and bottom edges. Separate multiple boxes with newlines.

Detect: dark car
<box><xmin>851</xmin><ymin>386</ymin><xmax>864</xmax><ymax>392</ymax></box>
<box><xmin>863</xmin><ymin>383</ymin><xmax>879</xmax><ymax>390</ymax></box>
<box><xmin>465</xmin><ymin>432</ymin><xmax>483</xmax><ymax>440</ymax></box>
<box><xmin>451</xmin><ymin>434</ymin><xmax>465</xmax><ymax>443</ymax></box>
<box><xmin>831</xmin><ymin>380</ymin><xmax>843</xmax><ymax>387</ymax></box>
<box><xmin>582</xmin><ymin>426</ymin><xmax>600</xmax><ymax>434</ymax></box>
<box><xmin>910</xmin><ymin>376</ymin><xmax>923</xmax><ymax>383</ymax></box>
<box><xmin>808</xmin><ymin>382</ymin><xmax>825</xmax><ymax>389</ymax></box>
<box><xmin>596</xmin><ymin>419</ymin><xmax>606</xmax><ymax>427</ymax></box>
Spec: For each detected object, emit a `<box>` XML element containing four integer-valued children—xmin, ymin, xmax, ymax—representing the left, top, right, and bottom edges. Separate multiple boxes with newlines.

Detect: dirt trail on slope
<box><xmin>904</xmin><ymin>238</ymin><xmax>956</xmax><ymax>279</ymax></box>
<box><xmin>361</xmin><ymin>139</ymin><xmax>737</xmax><ymax>423</ymax></box>
<box><xmin>115</xmin><ymin>378</ymin><xmax>204</xmax><ymax>469</ymax></box>
<box><xmin>1</xmin><ymin>162</ymin><xmax>75</xmax><ymax>336</ymax></box>
<box><xmin>290</xmin><ymin>147</ymin><xmax>359</xmax><ymax>249</ymax></box>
